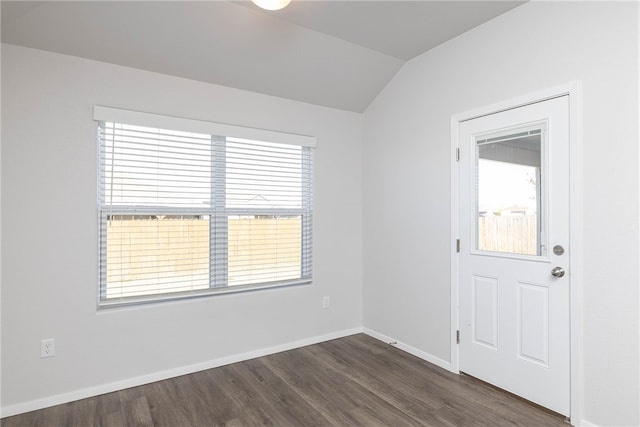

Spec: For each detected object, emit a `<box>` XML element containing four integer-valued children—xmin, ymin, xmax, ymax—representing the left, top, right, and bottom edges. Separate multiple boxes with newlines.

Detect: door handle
<box><xmin>551</xmin><ymin>266</ymin><xmax>565</xmax><ymax>278</ymax></box>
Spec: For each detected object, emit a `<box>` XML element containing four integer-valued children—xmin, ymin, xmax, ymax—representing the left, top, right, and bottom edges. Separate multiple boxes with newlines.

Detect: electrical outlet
<box><xmin>322</xmin><ymin>296</ymin><xmax>330</xmax><ymax>309</ymax></box>
<box><xmin>41</xmin><ymin>338</ymin><xmax>55</xmax><ymax>358</ymax></box>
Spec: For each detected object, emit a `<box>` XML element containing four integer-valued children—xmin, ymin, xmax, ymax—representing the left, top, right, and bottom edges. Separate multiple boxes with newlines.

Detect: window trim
<box><xmin>95</xmin><ymin>106</ymin><xmax>315</xmax><ymax>309</ymax></box>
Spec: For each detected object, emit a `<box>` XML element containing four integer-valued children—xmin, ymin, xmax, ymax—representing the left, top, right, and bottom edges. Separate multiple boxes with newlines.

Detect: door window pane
<box><xmin>475</xmin><ymin>128</ymin><xmax>545</xmax><ymax>256</ymax></box>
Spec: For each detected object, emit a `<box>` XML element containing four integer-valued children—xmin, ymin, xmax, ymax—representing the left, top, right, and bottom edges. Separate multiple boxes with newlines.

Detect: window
<box><xmin>96</xmin><ymin>107</ymin><xmax>314</xmax><ymax>307</ymax></box>
<box><xmin>474</xmin><ymin>126</ymin><xmax>544</xmax><ymax>256</ymax></box>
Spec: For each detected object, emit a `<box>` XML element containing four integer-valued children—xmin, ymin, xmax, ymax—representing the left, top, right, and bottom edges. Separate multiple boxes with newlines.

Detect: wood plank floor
<box><xmin>2</xmin><ymin>334</ymin><xmax>567</xmax><ymax>426</ymax></box>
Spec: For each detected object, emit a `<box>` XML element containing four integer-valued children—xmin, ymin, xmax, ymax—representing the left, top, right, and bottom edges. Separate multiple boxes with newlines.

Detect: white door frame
<box><xmin>449</xmin><ymin>82</ymin><xmax>582</xmax><ymax>424</ymax></box>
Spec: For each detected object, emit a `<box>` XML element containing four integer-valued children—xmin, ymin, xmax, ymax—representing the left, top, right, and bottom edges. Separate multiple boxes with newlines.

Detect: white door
<box><xmin>458</xmin><ymin>96</ymin><xmax>570</xmax><ymax>415</ymax></box>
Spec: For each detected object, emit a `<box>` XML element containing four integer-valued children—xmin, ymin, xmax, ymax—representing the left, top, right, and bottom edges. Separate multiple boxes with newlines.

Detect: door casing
<box><xmin>449</xmin><ymin>82</ymin><xmax>582</xmax><ymax>424</ymax></box>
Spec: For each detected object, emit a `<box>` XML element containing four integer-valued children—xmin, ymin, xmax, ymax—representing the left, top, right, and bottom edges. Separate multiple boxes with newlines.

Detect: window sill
<box><xmin>97</xmin><ymin>278</ymin><xmax>313</xmax><ymax>310</ymax></box>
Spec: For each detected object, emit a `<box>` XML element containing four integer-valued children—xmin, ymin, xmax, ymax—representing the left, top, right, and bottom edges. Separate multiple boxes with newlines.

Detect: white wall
<box><xmin>363</xmin><ymin>2</ymin><xmax>639</xmax><ymax>426</ymax></box>
<box><xmin>0</xmin><ymin>44</ymin><xmax>363</xmax><ymax>412</ymax></box>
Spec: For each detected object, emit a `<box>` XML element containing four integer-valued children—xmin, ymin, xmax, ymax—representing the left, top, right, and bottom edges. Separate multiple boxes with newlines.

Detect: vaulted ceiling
<box><xmin>1</xmin><ymin>1</ymin><xmax>525</xmax><ymax>112</ymax></box>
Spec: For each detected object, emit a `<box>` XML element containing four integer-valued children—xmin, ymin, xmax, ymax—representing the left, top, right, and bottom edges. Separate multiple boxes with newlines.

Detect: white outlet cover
<box><xmin>41</xmin><ymin>338</ymin><xmax>55</xmax><ymax>358</ymax></box>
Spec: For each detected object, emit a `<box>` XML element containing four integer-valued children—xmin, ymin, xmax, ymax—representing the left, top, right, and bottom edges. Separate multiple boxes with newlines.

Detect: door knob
<box><xmin>551</xmin><ymin>267</ymin><xmax>565</xmax><ymax>278</ymax></box>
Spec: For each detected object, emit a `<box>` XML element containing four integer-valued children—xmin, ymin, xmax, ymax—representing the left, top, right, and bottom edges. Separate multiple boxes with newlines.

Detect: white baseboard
<box><xmin>362</xmin><ymin>327</ymin><xmax>451</xmax><ymax>372</ymax></box>
<box><xmin>1</xmin><ymin>327</ymin><xmax>363</xmax><ymax>418</ymax></box>
<box><xmin>577</xmin><ymin>421</ymin><xmax>598</xmax><ymax>427</ymax></box>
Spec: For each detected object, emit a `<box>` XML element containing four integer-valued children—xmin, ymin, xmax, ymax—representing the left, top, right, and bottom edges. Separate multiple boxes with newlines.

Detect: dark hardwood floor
<box><xmin>2</xmin><ymin>334</ymin><xmax>567</xmax><ymax>426</ymax></box>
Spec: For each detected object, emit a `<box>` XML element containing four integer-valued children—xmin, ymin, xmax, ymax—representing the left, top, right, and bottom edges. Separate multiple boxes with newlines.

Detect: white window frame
<box><xmin>95</xmin><ymin>106</ymin><xmax>316</xmax><ymax>308</ymax></box>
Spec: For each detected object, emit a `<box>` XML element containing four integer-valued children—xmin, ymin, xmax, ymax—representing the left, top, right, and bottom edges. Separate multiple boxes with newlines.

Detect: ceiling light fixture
<box><xmin>251</xmin><ymin>0</ymin><xmax>291</xmax><ymax>11</ymax></box>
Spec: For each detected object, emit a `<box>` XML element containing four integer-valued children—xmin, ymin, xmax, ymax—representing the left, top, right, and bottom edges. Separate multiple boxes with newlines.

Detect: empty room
<box><xmin>1</xmin><ymin>1</ymin><xmax>638</xmax><ymax>426</ymax></box>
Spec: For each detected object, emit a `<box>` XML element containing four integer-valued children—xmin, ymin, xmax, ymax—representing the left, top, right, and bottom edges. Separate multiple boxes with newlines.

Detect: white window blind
<box><xmin>97</xmin><ymin>108</ymin><xmax>314</xmax><ymax>307</ymax></box>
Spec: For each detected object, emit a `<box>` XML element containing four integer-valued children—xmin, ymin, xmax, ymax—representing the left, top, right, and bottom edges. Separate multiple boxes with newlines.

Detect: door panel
<box><xmin>459</xmin><ymin>96</ymin><xmax>570</xmax><ymax>416</ymax></box>
<box><xmin>473</xmin><ymin>275</ymin><xmax>498</xmax><ymax>349</ymax></box>
<box><xmin>518</xmin><ymin>282</ymin><xmax>549</xmax><ymax>366</ymax></box>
